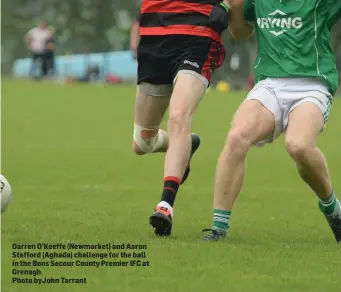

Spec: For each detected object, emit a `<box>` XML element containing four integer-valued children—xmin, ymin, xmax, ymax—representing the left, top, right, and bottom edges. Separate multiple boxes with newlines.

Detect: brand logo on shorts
<box><xmin>184</xmin><ymin>60</ymin><xmax>199</xmax><ymax>68</ymax></box>
<box><xmin>257</xmin><ymin>9</ymin><xmax>303</xmax><ymax>36</ymax></box>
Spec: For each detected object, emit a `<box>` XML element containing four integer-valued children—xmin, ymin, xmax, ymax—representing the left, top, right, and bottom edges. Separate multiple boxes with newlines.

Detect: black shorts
<box><xmin>137</xmin><ymin>35</ymin><xmax>225</xmax><ymax>85</ymax></box>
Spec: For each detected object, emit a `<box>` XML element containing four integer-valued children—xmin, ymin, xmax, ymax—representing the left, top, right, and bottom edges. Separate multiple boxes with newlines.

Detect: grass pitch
<box><xmin>1</xmin><ymin>79</ymin><xmax>340</xmax><ymax>292</ymax></box>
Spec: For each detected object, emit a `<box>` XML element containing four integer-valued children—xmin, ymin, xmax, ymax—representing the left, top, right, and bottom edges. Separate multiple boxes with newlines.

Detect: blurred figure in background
<box><xmin>44</xmin><ymin>28</ymin><xmax>57</xmax><ymax>77</ymax></box>
<box><xmin>25</xmin><ymin>20</ymin><xmax>53</xmax><ymax>79</ymax></box>
<box><xmin>66</xmin><ymin>65</ymin><xmax>100</xmax><ymax>84</ymax></box>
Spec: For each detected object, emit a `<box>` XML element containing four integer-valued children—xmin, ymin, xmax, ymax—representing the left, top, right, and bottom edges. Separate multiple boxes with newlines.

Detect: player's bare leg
<box><xmin>133</xmin><ymin>86</ymin><xmax>171</xmax><ymax>155</ymax></box>
<box><xmin>285</xmin><ymin>103</ymin><xmax>332</xmax><ymax>198</ymax></box>
<box><xmin>285</xmin><ymin>102</ymin><xmax>341</xmax><ymax>242</ymax></box>
<box><xmin>202</xmin><ymin>100</ymin><xmax>275</xmax><ymax>240</ymax></box>
<box><xmin>133</xmin><ymin>86</ymin><xmax>200</xmax><ymax>165</ymax></box>
<box><xmin>149</xmin><ymin>73</ymin><xmax>204</xmax><ymax>236</ymax></box>
<box><xmin>165</xmin><ymin>73</ymin><xmax>204</xmax><ymax>179</ymax></box>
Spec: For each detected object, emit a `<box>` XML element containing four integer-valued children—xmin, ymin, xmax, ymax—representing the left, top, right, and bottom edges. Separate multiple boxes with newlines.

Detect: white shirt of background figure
<box><xmin>25</xmin><ymin>20</ymin><xmax>52</xmax><ymax>54</ymax></box>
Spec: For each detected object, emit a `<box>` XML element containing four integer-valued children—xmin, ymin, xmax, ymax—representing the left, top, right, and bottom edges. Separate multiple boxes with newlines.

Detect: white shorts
<box><xmin>245</xmin><ymin>78</ymin><xmax>333</xmax><ymax>145</ymax></box>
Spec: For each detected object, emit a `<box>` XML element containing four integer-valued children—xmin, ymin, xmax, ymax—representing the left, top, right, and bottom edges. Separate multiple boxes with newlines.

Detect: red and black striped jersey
<box><xmin>139</xmin><ymin>0</ymin><xmax>223</xmax><ymax>41</ymax></box>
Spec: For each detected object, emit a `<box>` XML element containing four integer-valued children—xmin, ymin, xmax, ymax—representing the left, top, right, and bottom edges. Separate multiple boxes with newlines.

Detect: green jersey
<box><xmin>244</xmin><ymin>0</ymin><xmax>341</xmax><ymax>95</ymax></box>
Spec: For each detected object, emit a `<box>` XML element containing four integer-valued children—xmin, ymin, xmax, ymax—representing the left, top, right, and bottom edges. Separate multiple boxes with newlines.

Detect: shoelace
<box><xmin>202</xmin><ymin>228</ymin><xmax>219</xmax><ymax>235</ymax></box>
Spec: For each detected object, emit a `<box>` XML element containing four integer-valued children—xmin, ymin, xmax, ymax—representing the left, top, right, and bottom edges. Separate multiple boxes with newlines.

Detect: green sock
<box><xmin>212</xmin><ymin>209</ymin><xmax>231</xmax><ymax>233</ymax></box>
<box><xmin>319</xmin><ymin>190</ymin><xmax>339</xmax><ymax>216</ymax></box>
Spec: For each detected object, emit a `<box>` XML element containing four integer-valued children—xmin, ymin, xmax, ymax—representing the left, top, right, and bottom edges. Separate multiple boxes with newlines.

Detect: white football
<box><xmin>1</xmin><ymin>174</ymin><xmax>12</xmax><ymax>214</ymax></box>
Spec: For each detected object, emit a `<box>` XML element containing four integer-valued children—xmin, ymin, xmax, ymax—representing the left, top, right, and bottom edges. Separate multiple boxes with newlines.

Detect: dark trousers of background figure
<box><xmin>29</xmin><ymin>52</ymin><xmax>55</xmax><ymax>78</ymax></box>
<box><xmin>44</xmin><ymin>51</ymin><xmax>56</xmax><ymax>77</ymax></box>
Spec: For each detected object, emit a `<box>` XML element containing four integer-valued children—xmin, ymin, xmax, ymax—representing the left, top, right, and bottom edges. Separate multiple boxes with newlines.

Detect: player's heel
<box><xmin>149</xmin><ymin>212</ymin><xmax>172</xmax><ymax>236</ymax></box>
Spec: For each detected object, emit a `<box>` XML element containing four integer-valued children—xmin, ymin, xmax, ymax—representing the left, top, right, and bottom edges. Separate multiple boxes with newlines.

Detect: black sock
<box><xmin>161</xmin><ymin>176</ymin><xmax>180</xmax><ymax>207</ymax></box>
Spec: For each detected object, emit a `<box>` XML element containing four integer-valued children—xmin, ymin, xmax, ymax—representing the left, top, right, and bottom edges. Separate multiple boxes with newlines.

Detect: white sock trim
<box><xmin>157</xmin><ymin>201</ymin><xmax>174</xmax><ymax>216</ymax></box>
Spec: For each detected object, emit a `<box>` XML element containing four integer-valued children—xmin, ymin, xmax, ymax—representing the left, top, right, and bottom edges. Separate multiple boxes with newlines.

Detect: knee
<box><xmin>132</xmin><ymin>125</ymin><xmax>165</xmax><ymax>155</ymax></box>
<box><xmin>224</xmin><ymin>129</ymin><xmax>253</xmax><ymax>157</ymax></box>
<box><xmin>132</xmin><ymin>142</ymin><xmax>146</xmax><ymax>155</ymax></box>
<box><xmin>167</xmin><ymin>111</ymin><xmax>191</xmax><ymax>135</ymax></box>
<box><xmin>132</xmin><ymin>129</ymin><xmax>158</xmax><ymax>155</ymax></box>
<box><xmin>286</xmin><ymin>138</ymin><xmax>311</xmax><ymax>160</ymax></box>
